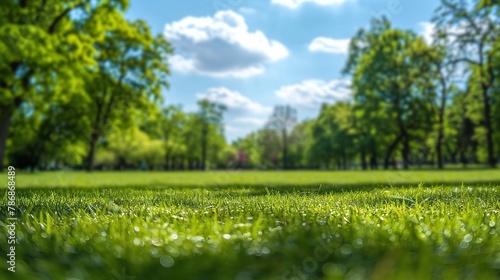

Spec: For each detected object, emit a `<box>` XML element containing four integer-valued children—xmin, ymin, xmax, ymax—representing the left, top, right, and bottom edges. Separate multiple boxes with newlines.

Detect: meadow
<box><xmin>9</xmin><ymin>169</ymin><xmax>500</xmax><ymax>188</ymax></box>
<box><xmin>1</xmin><ymin>170</ymin><xmax>499</xmax><ymax>279</ymax></box>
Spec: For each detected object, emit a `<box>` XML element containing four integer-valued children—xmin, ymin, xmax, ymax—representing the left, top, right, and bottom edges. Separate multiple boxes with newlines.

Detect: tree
<box><xmin>162</xmin><ymin>106</ymin><xmax>187</xmax><ymax>170</ymax></box>
<box><xmin>343</xmin><ymin>18</ymin><xmax>396</xmax><ymax>170</ymax></box>
<box><xmin>424</xmin><ymin>30</ymin><xmax>460</xmax><ymax>169</ymax></box>
<box><xmin>83</xmin><ymin>17</ymin><xmax>172</xmax><ymax>171</ymax></box>
<box><xmin>478</xmin><ymin>0</ymin><xmax>500</xmax><ymax>10</ymax></box>
<box><xmin>266</xmin><ymin>105</ymin><xmax>297</xmax><ymax>169</ymax></box>
<box><xmin>434</xmin><ymin>0</ymin><xmax>500</xmax><ymax>167</ymax></box>
<box><xmin>107</xmin><ymin>124</ymin><xmax>148</xmax><ymax>169</ymax></box>
<box><xmin>347</xmin><ymin>18</ymin><xmax>437</xmax><ymax>169</ymax></box>
<box><xmin>232</xmin><ymin>132</ymin><xmax>262</xmax><ymax>168</ymax></box>
<box><xmin>196</xmin><ymin>100</ymin><xmax>226</xmax><ymax>170</ymax></box>
<box><xmin>309</xmin><ymin>107</ymin><xmax>335</xmax><ymax>169</ymax></box>
<box><xmin>7</xmin><ymin>87</ymin><xmax>89</xmax><ymax>170</ymax></box>
<box><xmin>309</xmin><ymin>103</ymin><xmax>356</xmax><ymax>170</ymax></box>
<box><xmin>0</xmin><ymin>0</ymin><xmax>128</xmax><ymax>170</ymax></box>
<box><xmin>445</xmin><ymin>89</ymin><xmax>480</xmax><ymax>167</ymax></box>
<box><xmin>287</xmin><ymin>120</ymin><xmax>314</xmax><ymax>169</ymax></box>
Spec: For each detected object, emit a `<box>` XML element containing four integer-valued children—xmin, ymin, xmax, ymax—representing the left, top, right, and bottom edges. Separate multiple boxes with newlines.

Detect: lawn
<box><xmin>9</xmin><ymin>169</ymin><xmax>500</xmax><ymax>188</ymax></box>
<box><xmin>1</xmin><ymin>170</ymin><xmax>499</xmax><ymax>279</ymax></box>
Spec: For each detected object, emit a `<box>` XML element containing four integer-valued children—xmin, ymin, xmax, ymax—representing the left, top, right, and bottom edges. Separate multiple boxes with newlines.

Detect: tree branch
<box><xmin>48</xmin><ymin>2</ymin><xmax>85</xmax><ymax>34</ymax></box>
<box><xmin>448</xmin><ymin>57</ymin><xmax>480</xmax><ymax>66</ymax></box>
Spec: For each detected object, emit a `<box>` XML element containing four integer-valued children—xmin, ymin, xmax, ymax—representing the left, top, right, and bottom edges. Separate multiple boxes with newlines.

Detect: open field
<box><xmin>7</xmin><ymin>169</ymin><xmax>500</xmax><ymax>188</ymax></box>
<box><xmin>1</xmin><ymin>171</ymin><xmax>500</xmax><ymax>279</ymax></box>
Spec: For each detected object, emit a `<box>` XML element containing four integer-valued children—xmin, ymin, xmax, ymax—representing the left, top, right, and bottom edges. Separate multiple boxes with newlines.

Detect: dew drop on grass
<box><xmin>340</xmin><ymin>244</ymin><xmax>352</xmax><ymax>256</ymax></box>
<box><xmin>152</xmin><ymin>238</ymin><xmax>162</xmax><ymax>246</ymax></box>
<box><xmin>464</xmin><ymin>234</ymin><xmax>473</xmax><ymax>242</ymax></box>
<box><xmin>190</xmin><ymin>236</ymin><xmax>205</xmax><ymax>243</ymax></box>
<box><xmin>134</xmin><ymin>238</ymin><xmax>144</xmax><ymax>246</ymax></box>
<box><xmin>150</xmin><ymin>248</ymin><xmax>159</xmax><ymax>257</ymax></box>
<box><xmin>353</xmin><ymin>238</ymin><xmax>363</xmax><ymax>248</ymax></box>
<box><xmin>262</xmin><ymin>247</ymin><xmax>270</xmax><ymax>254</ymax></box>
<box><xmin>160</xmin><ymin>255</ymin><xmax>174</xmax><ymax>268</ymax></box>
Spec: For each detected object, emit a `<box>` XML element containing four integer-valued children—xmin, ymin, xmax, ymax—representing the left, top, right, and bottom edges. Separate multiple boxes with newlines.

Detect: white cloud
<box><xmin>275</xmin><ymin>79</ymin><xmax>352</xmax><ymax>108</ymax></box>
<box><xmin>198</xmin><ymin>87</ymin><xmax>272</xmax><ymax>141</ymax></box>
<box><xmin>419</xmin><ymin>22</ymin><xmax>435</xmax><ymax>45</ymax></box>
<box><xmin>308</xmin><ymin>37</ymin><xmax>350</xmax><ymax>54</ymax></box>
<box><xmin>239</xmin><ymin>7</ymin><xmax>257</xmax><ymax>14</ymax></box>
<box><xmin>164</xmin><ymin>10</ymin><xmax>288</xmax><ymax>78</ymax></box>
<box><xmin>233</xmin><ymin>117</ymin><xmax>268</xmax><ymax>126</ymax></box>
<box><xmin>418</xmin><ymin>21</ymin><xmax>478</xmax><ymax>46</ymax></box>
<box><xmin>271</xmin><ymin>0</ymin><xmax>350</xmax><ymax>9</ymax></box>
<box><xmin>197</xmin><ymin>87</ymin><xmax>271</xmax><ymax>115</ymax></box>
<box><xmin>225</xmin><ymin>125</ymin><xmax>247</xmax><ymax>133</ymax></box>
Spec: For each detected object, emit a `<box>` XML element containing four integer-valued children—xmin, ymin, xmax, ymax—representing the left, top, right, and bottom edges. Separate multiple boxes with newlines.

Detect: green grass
<box><xmin>10</xmin><ymin>169</ymin><xmax>500</xmax><ymax>188</ymax></box>
<box><xmin>1</xmin><ymin>171</ymin><xmax>500</xmax><ymax>279</ymax></box>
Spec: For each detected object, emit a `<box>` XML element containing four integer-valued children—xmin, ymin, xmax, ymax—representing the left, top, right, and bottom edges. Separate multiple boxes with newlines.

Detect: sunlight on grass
<box><xmin>1</xmin><ymin>172</ymin><xmax>499</xmax><ymax>279</ymax></box>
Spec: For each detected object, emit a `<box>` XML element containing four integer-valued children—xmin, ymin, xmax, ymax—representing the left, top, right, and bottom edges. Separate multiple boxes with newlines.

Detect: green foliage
<box><xmin>0</xmin><ymin>0</ymin><xmax>173</xmax><ymax>171</ymax></box>
<box><xmin>433</xmin><ymin>0</ymin><xmax>500</xmax><ymax>168</ymax></box>
<box><xmin>309</xmin><ymin>103</ymin><xmax>356</xmax><ymax>169</ymax></box>
<box><xmin>351</xmin><ymin>23</ymin><xmax>437</xmax><ymax>168</ymax></box>
<box><xmin>196</xmin><ymin>100</ymin><xmax>227</xmax><ymax>169</ymax></box>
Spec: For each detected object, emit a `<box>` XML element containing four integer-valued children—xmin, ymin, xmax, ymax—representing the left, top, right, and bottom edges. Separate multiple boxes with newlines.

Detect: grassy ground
<box><xmin>1</xmin><ymin>170</ymin><xmax>500</xmax><ymax>279</ymax></box>
<box><xmin>9</xmin><ymin>169</ymin><xmax>500</xmax><ymax>188</ymax></box>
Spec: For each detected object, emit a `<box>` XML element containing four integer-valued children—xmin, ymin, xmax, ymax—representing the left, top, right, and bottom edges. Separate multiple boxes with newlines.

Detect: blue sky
<box><xmin>126</xmin><ymin>0</ymin><xmax>440</xmax><ymax>142</ymax></box>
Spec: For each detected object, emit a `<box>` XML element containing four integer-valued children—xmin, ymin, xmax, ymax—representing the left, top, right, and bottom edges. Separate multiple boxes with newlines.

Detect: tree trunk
<box><xmin>436</xmin><ymin>130</ymin><xmax>444</xmax><ymax>169</ymax></box>
<box><xmin>164</xmin><ymin>153</ymin><xmax>170</xmax><ymax>170</ymax></box>
<box><xmin>282</xmin><ymin>129</ymin><xmax>287</xmax><ymax>170</ymax></box>
<box><xmin>384</xmin><ymin>135</ymin><xmax>402</xmax><ymax>170</ymax></box>
<box><xmin>0</xmin><ymin>109</ymin><xmax>13</xmax><ymax>171</ymax></box>
<box><xmin>460</xmin><ymin>141</ymin><xmax>467</xmax><ymax>169</ymax></box>
<box><xmin>85</xmin><ymin>130</ymin><xmax>100</xmax><ymax>172</ymax></box>
<box><xmin>436</xmin><ymin>108</ymin><xmax>445</xmax><ymax>169</ymax></box>
<box><xmin>201</xmin><ymin>125</ymin><xmax>208</xmax><ymax>170</ymax></box>
<box><xmin>481</xmin><ymin>84</ymin><xmax>496</xmax><ymax>168</ymax></box>
<box><xmin>370</xmin><ymin>148</ymin><xmax>378</xmax><ymax>170</ymax></box>
<box><xmin>401</xmin><ymin>133</ymin><xmax>410</xmax><ymax>170</ymax></box>
<box><xmin>343</xmin><ymin>153</ymin><xmax>347</xmax><ymax>170</ymax></box>
<box><xmin>436</xmin><ymin>69</ymin><xmax>448</xmax><ymax>169</ymax></box>
<box><xmin>361</xmin><ymin>150</ymin><xmax>367</xmax><ymax>170</ymax></box>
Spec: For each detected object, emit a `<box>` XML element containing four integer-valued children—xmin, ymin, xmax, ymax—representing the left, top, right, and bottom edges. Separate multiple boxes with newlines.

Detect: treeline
<box><xmin>234</xmin><ymin>1</ymin><xmax>500</xmax><ymax>170</ymax></box>
<box><xmin>9</xmin><ymin>99</ymin><xmax>230</xmax><ymax>171</ymax></box>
